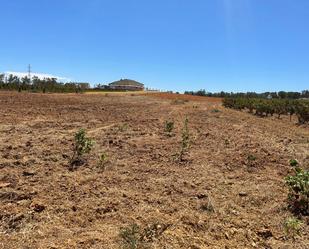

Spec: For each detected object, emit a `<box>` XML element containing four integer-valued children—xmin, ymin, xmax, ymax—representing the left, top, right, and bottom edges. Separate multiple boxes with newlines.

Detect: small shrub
<box><xmin>289</xmin><ymin>159</ymin><xmax>299</xmax><ymax>167</ymax></box>
<box><xmin>119</xmin><ymin>223</ymin><xmax>168</xmax><ymax>248</ymax></box>
<box><xmin>97</xmin><ymin>152</ymin><xmax>108</xmax><ymax>170</ymax></box>
<box><xmin>285</xmin><ymin>168</ymin><xmax>309</xmax><ymax>215</ymax></box>
<box><xmin>177</xmin><ymin>117</ymin><xmax>190</xmax><ymax>162</ymax></box>
<box><xmin>69</xmin><ymin>129</ymin><xmax>94</xmax><ymax>169</ymax></box>
<box><xmin>284</xmin><ymin>217</ymin><xmax>303</xmax><ymax>239</ymax></box>
<box><xmin>200</xmin><ymin>195</ymin><xmax>215</xmax><ymax>213</ymax></box>
<box><xmin>247</xmin><ymin>154</ymin><xmax>257</xmax><ymax>161</ymax></box>
<box><xmin>164</xmin><ymin>120</ymin><xmax>174</xmax><ymax>135</ymax></box>
<box><xmin>119</xmin><ymin>224</ymin><xmax>141</xmax><ymax>249</ymax></box>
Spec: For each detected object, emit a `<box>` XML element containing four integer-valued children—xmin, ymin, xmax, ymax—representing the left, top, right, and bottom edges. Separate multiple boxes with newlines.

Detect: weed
<box><xmin>97</xmin><ymin>152</ymin><xmax>108</xmax><ymax>170</ymax></box>
<box><xmin>247</xmin><ymin>154</ymin><xmax>257</xmax><ymax>161</ymax></box>
<box><xmin>119</xmin><ymin>123</ymin><xmax>128</xmax><ymax>132</ymax></box>
<box><xmin>211</xmin><ymin>109</ymin><xmax>220</xmax><ymax>113</ymax></box>
<box><xmin>284</xmin><ymin>217</ymin><xmax>303</xmax><ymax>239</ymax></box>
<box><xmin>177</xmin><ymin>117</ymin><xmax>190</xmax><ymax>162</ymax></box>
<box><xmin>289</xmin><ymin>159</ymin><xmax>299</xmax><ymax>167</ymax></box>
<box><xmin>200</xmin><ymin>196</ymin><xmax>215</xmax><ymax>213</ymax></box>
<box><xmin>142</xmin><ymin>223</ymin><xmax>169</xmax><ymax>242</ymax></box>
<box><xmin>119</xmin><ymin>223</ymin><xmax>168</xmax><ymax>248</ymax></box>
<box><xmin>69</xmin><ymin>128</ymin><xmax>94</xmax><ymax>170</ymax></box>
<box><xmin>119</xmin><ymin>224</ymin><xmax>141</xmax><ymax>249</ymax></box>
<box><xmin>285</xmin><ymin>167</ymin><xmax>309</xmax><ymax>215</ymax></box>
<box><xmin>171</xmin><ymin>99</ymin><xmax>188</xmax><ymax>105</ymax></box>
<box><xmin>164</xmin><ymin>120</ymin><xmax>174</xmax><ymax>135</ymax></box>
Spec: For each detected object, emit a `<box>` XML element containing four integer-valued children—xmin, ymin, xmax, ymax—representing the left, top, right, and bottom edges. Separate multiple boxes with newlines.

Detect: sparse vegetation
<box><xmin>177</xmin><ymin>117</ymin><xmax>190</xmax><ymax>162</ymax></box>
<box><xmin>247</xmin><ymin>154</ymin><xmax>257</xmax><ymax>161</ymax></box>
<box><xmin>171</xmin><ymin>99</ymin><xmax>188</xmax><ymax>105</ymax></box>
<box><xmin>69</xmin><ymin>128</ymin><xmax>94</xmax><ymax>169</ymax></box>
<box><xmin>200</xmin><ymin>195</ymin><xmax>215</xmax><ymax>213</ymax></box>
<box><xmin>119</xmin><ymin>224</ymin><xmax>142</xmax><ymax>249</ymax></box>
<box><xmin>285</xmin><ymin>167</ymin><xmax>309</xmax><ymax>215</ymax></box>
<box><xmin>284</xmin><ymin>217</ymin><xmax>303</xmax><ymax>239</ymax></box>
<box><xmin>2</xmin><ymin>92</ymin><xmax>308</xmax><ymax>248</ymax></box>
<box><xmin>119</xmin><ymin>223</ymin><xmax>168</xmax><ymax>249</ymax></box>
<box><xmin>164</xmin><ymin>120</ymin><xmax>174</xmax><ymax>135</ymax></box>
<box><xmin>97</xmin><ymin>152</ymin><xmax>108</xmax><ymax>170</ymax></box>
<box><xmin>290</xmin><ymin>159</ymin><xmax>299</xmax><ymax>167</ymax></box>
<box><xmin>211</xmin><ymin>109</ymin><xmax>220</xmax><ymax>113</ymax></box>
<box><xmin>118</xmin><ymin>123</ymin><xmax>129</xmax><ymax>132</ymax></box>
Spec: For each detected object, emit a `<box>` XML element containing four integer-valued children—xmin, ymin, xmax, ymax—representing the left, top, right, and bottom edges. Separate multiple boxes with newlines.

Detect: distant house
<box><xmin>267</xmin><ymin>94</ymin><xmax>272</xmax><ymax>99</ymax></box>
<box><xmin>108</xmin><ymin>79</ymin><xmax>144</xmax><ymax>91</ymax></box>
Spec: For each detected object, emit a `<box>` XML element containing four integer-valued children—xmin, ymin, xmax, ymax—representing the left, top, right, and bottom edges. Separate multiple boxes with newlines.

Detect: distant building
<box><xmin>108</xmin><ymin>79</ymin><xmax>144</xmax><ymax>91</ymax></box>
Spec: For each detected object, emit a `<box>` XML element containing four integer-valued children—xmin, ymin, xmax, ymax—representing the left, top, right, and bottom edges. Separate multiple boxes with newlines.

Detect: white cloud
<box><xmin>4</xmin><ymin>71</ymin><xmax>71</xmax><ymax>82</ymax></box>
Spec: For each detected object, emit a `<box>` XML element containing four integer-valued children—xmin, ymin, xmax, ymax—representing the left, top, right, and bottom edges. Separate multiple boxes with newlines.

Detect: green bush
<box><xmin>295</xmin><ymin>100</ymin><xmax>309</xmax><ymax>124</ymax></box>
<box><xmin>284</xmin><ymin>217</ymin><xmax>303</xmax><ymax>239</ymax></box>
<box><xmin>285</xmin><ymin>168</ymin><xmax>309</xmax><ymax>215</ymax></box>
<box><xmin>289</xmin><ymin>159</ymin><xmax>299</xmax><ymax>167</ymax></box>
<box><xmin>69</xmin><ymin>128</ymin><xmax>94</xmax><ymax>169</ymax></box>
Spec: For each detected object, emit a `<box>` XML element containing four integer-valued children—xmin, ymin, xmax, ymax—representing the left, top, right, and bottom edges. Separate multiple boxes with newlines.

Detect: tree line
<box><xmin>184</xmin><ymin>89</ymin><xmax>309</xmax><ymax>99</ymax></box>
<box><xmin>223</xmin><ymin>97</ymin><xmax>309</xmax><ymax>124</ymax></box>
<box><xmin>0</xmin><ymin>74</ymin><xmax>90</xmax><ymax>93</ymax></box>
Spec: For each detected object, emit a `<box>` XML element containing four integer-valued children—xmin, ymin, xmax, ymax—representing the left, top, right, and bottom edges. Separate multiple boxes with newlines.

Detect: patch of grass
<box><xmin>119</xmin><ymin>223</ymin><xmax>168</xmax><ymax>249</ymax></box>
<box><xmin>284</xmin><ymin>217</ymin><xmax>303</xmax><ymax>239</ymax></box>
<box><xmin>247</xmin><ymin>154</ymin><xmax>257</xmax><ymax>161</ymax></box>
<box><xmin>118</xmin><ymin>123</ymin><xmax>129</xmax><ymax>132</ymax></box>
<box><xmin>164</xmin><ymin>120</ymin><xmax>174</xmax><ymax>135</ymax></box>
<box><xmin>289</xmin><ymin>159</ymin><xmax>299</xmax><ymax>167</ymax></box>
<box><xmin>97</xmin><ymin>152</ymin><xmax>108</xmax><ymax>170</ymax></box>
<box><xmin>171</xmin><ymin>99</ymin><xmax>188</xmax><ymax>105</ymax></box>
<box><xmin>119</xmin><ymin>224</ymin><xmax>141</xmax><ymax>249</ymax></box>
<box><xmin>211</xmin><ymin>109</ymin><xmax>220</xmax><ymax>113</ymax></box>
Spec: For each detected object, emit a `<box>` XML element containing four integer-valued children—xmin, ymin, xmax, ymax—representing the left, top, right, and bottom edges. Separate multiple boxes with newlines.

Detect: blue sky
<box><xmin>0</xmin><ymin>0</ymin><xmax>308</xmax><ymax>92</ymax></box>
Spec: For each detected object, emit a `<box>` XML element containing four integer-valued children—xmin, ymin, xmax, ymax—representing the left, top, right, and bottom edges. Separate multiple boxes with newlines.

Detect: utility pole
<box><xmin>28</xmin><ymin>64</ymin><xmax>31</xmax><ymax>83</ymax></box>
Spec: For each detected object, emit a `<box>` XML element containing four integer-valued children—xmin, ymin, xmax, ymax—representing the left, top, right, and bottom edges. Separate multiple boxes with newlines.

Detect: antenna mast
<box><xmin>28</xmin><ymin>64</ymin><xmax>31</xmax><ymax>82</ymax></box>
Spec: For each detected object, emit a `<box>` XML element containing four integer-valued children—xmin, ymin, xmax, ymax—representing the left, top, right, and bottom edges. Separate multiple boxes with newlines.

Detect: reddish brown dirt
<box><xmin>141</xmin><ymin>92</ymin><xmax>223</xmax><ymax>103</ymax></box>
<box><xmin>0</xmin><ymin>92</ymin><xmax>308</xmax><ymax>249</ymax></box>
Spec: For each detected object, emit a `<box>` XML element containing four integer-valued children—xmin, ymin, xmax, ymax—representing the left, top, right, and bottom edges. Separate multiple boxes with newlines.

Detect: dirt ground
<box><xmin>0</xmin><ymin>91</ymin><xmax>308</xmax><ymax>249</ymax></box>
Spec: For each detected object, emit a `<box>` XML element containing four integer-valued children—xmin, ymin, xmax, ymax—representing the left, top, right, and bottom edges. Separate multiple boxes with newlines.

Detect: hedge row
<box><xmin>223</xmin><ymin>98</ymin><xmax>309</xmax><ymax>124</ymax></box>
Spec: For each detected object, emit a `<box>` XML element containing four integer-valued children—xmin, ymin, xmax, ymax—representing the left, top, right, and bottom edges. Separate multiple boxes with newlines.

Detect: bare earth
<box><xmin>0</xmin><ymin>92</ymin><xmax>308</xmax><ymax>249</ymax></box>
